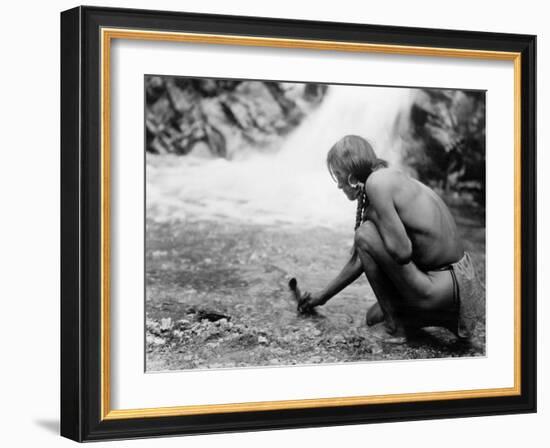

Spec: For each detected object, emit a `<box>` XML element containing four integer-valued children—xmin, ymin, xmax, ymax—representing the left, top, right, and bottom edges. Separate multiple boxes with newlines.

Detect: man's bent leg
<box><xmin>355</xmin><ymin>248</ymin><xmax>405</xmax><ymax>334</ymax></box>
<box><xmin>365</xmin><ymin>302</ymin><xmax>384</xmax><ymax>326</ymax></box>
<box><xmin>355</xmin><ymin>222</ymin><xmax>455</xmax><ymax>320</ymax></box>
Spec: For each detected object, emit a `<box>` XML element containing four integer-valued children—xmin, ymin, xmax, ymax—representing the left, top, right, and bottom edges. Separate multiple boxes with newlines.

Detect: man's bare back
<box><xmin>364</xmin><ymin>168</ymin><xmax>464</xmax><ymax>271</ymax></box>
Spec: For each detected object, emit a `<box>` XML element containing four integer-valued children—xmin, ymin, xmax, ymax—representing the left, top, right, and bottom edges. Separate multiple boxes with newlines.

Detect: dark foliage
<box><xmin>405</xmin><ymin>89</ymin><xmax>486</xmax><ymax>204</ymax></box>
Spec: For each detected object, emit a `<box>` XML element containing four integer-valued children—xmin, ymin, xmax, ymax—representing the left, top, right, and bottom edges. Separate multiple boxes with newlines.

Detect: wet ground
<box><xmin>145</xmin><ymin>203</ymin><xmax>486</xmax><ymax>372</ymax></box>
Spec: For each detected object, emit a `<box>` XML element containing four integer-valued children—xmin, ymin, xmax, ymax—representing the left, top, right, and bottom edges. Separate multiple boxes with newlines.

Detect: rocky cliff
<box><xmin>145</xmin><ymin>76</ymin><xmax>327</xmax><ymax>158</ymax></box>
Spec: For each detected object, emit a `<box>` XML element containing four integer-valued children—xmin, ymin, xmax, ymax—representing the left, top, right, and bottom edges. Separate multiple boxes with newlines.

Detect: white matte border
<box><xmin>110</xmin><ymin>38</ymin><xmax>515</xmax><ymax>410</ymax></box>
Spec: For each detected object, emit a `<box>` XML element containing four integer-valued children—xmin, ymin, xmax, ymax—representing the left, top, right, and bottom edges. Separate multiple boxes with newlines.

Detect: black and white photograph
<box><xmin>144</xmin><ymin>75</ymin><xmax>487</xmax><ymax>372</ymax></box>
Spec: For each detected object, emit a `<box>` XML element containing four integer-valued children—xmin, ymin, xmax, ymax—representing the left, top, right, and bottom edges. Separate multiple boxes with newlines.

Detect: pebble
<box><xmin>160</xmin><ymin>317</ymin><xmax>172</xmax><ymax>331</ymax></box>
<box><xmin>307</xmin><ymin>356</ymin><xmax>322</xmax><ymax>363</ymax></box>
<box><xmin>177</xmin><ymin>319</ymin><xmax>191</xmax><ymax>327</ymax></box>
<box><xmin>148</xmin><ymin>336</ymin><xmax>166</xmax><ymax>346</ymax></box>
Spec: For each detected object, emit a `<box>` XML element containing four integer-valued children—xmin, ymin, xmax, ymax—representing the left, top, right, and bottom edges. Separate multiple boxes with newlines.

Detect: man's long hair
<box><xmin>327</xmin><ymin>135</ymin><xmax>388</xmax><ymax>230</ymax></box>
<box><xmin>327</xmin><ymin>135</ymin><xmax>388</xmax><ymax>184</ymax></box>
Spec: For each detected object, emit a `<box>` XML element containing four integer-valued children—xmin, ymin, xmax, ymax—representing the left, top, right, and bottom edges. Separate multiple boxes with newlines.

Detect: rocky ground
<box><xmin>145</xmin><ymin>202</ymin><xmax>486</xmax><ymax>372</ymax></box>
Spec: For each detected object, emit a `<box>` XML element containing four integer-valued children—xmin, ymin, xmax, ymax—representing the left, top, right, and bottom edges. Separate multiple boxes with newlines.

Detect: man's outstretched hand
<box><xmin>298</xmin><ymin>291</ymin><xmax>326</xmax><ymax>314</ymax></box>
<box><xmin>288</xmin><ymin>278</ymin><xmax>326</xmax><ymax>314</ymax></box>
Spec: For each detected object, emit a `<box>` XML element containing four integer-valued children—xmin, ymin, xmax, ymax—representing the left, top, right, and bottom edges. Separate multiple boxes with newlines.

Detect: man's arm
<box><xmin>366</xmin><ymin>172</ymin><xmax>413</xmax><ymax>265</ymax></box>
<box><xmin>319</xmin><ymin>250</ymin><xmax>364</xmax><ymax>302</ymax></box>
<box><xmin>299</xmin><ymin>251</ymin><xmax>363</xmax><ymax>310</ymax></box>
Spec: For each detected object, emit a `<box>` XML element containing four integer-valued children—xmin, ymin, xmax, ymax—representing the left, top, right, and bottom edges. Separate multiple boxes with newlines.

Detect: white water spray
<box><xmin>147</xmin><ymin>85</ymin><xmax>416</xmax><ymax>228</ymax></box>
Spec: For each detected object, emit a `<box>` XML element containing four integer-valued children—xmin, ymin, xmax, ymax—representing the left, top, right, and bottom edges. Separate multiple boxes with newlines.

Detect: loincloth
<box><xmin>445</xmin><ymin>252</ymin><xmax>486</xmax><ymax>339</ymax></box>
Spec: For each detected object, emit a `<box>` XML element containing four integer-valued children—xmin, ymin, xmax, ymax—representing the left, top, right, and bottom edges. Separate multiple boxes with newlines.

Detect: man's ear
<box><xmin>347</xmin><ymin>174</ymin><xmax>359</xmax><ymax>188</ymax></box>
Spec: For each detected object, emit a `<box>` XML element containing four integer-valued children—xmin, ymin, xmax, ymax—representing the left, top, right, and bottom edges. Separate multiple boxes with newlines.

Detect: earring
<box><xmin>348</xmin><ymin>174</ymin><xmax>364</xmax><ymax>191</ymax></box>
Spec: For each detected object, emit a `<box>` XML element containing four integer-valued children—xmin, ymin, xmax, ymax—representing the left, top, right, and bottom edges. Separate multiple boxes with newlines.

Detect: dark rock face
<box><xmin>145</xmin><ymin>76</ymin><xmax>328</xmax><ymax>159</ymax></box>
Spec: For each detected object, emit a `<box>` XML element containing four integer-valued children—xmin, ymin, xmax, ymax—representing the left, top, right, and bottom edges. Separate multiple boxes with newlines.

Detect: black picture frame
<box><xmin>61</xmin><ymin>5</ymin><xmax>536</xmax><ymax>442</ymax></box>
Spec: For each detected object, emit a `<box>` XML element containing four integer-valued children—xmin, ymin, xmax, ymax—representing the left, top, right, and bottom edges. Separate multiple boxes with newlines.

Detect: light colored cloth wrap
<box><xmin>450</xmin><ymin>252</ymin><xmax>486</xmax><ymax>338</ymax></box>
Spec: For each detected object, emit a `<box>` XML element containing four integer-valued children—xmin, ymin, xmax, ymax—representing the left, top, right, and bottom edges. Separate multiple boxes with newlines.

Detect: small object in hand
<box><xmin>288</xmin><ymin>278</ymin><xmax>314</xmax><ymax>315</ymax></box>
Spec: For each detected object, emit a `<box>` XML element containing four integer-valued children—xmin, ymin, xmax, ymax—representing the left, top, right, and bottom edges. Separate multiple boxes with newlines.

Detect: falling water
<box><xmin>147</xmin><ymin>85</ymin><xmax>416</xmax><ymax>228</ymax></box>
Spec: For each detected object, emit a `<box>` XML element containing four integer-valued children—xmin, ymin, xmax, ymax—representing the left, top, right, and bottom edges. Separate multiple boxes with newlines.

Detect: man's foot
<box><xmin>367</xmin><ymin>322</ymin><xmax>408</xmax><ymax>344</ymax></box>
<box><xmin>366</xmin><ymin>302</ymin><xmax>385</xmax><ymax>326</ymax></box>
<box><xmin>366</xmin><ymin>301</ymin><xmax>403</xmax><ymax>336</ymax></box>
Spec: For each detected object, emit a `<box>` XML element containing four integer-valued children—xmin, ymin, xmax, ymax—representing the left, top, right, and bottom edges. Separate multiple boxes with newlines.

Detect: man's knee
<box><xmin>354</xmin><ymin>221</ymin><xmax>379</xmax><ymax>253</ymax></box>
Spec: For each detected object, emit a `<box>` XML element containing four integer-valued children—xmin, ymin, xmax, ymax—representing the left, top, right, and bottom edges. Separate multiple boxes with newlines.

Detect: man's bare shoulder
<box><xmin>366</xmin><ymin>167</ymin><xmax>413</xmax><ymax>194</ymax></box>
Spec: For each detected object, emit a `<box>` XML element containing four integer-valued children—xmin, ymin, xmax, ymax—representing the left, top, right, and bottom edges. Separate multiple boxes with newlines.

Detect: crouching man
<box><xmin>299</xmin><ymin>135</ymin><xmax>484</xmax><ymax>340</ymax></box>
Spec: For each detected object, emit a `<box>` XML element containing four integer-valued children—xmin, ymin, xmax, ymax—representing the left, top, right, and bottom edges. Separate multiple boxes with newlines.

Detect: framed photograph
<box><xmin>60</xmin><ymin>6</ymin><xmax>536</xmax><ymax>442</ymax></box>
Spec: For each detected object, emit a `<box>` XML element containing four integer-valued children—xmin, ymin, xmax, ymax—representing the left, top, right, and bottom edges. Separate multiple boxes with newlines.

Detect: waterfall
<box><xmin>147</xmin><ymin>84</ymin><xmax>416</xmax><ymax>228</ymax></box>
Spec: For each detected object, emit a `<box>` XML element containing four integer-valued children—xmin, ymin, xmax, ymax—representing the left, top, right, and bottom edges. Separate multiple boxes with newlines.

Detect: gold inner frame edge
<box><xmin>100</xmin><ymin>27</ymin><xmax>522</xmax><ymax>421</ymax></box>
